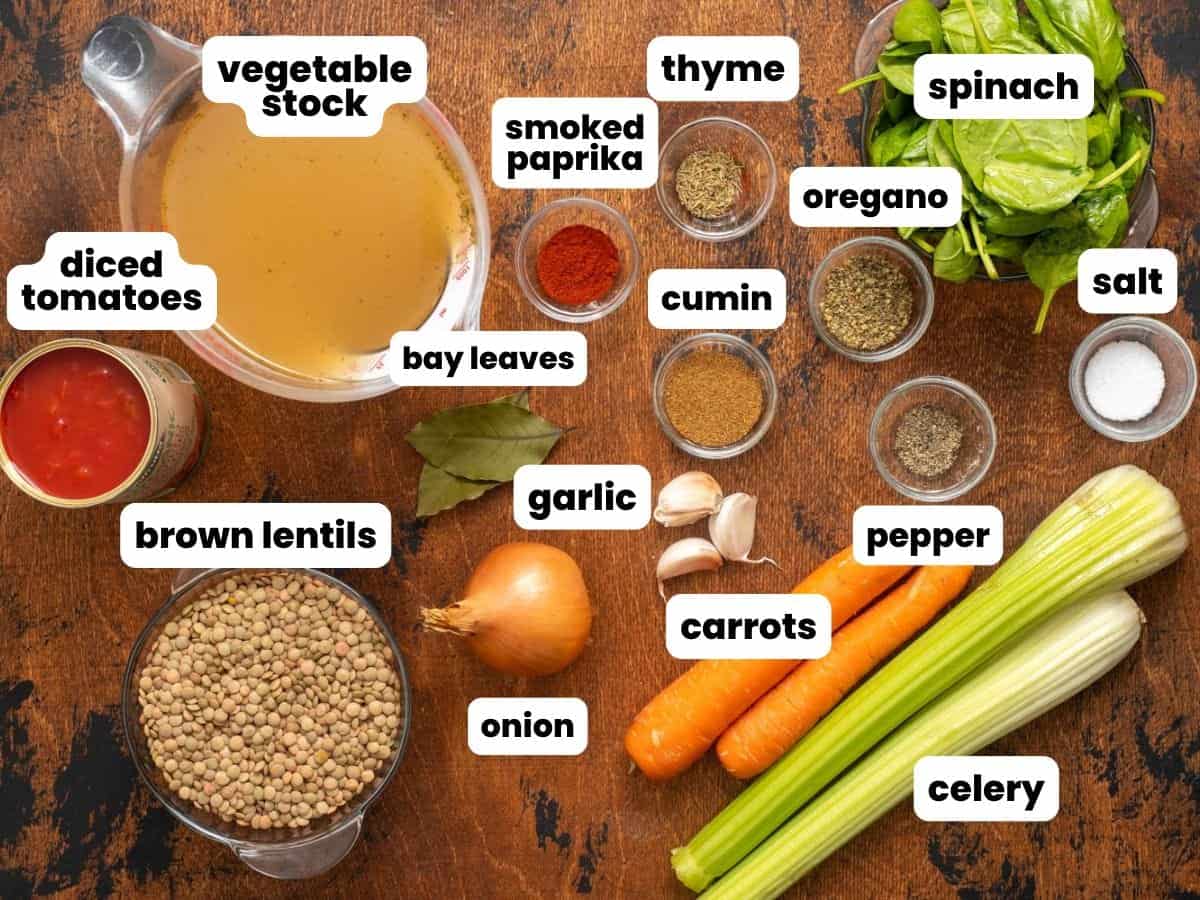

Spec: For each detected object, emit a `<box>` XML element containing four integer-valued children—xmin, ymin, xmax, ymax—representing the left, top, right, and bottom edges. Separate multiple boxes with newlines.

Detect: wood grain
<box><xmin>1</xmin><ymin>1</ymin><xmax>1198</xmax><ymax>897</ymax></box>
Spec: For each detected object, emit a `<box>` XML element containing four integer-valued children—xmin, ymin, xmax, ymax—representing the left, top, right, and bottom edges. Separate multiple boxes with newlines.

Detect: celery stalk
<box><xmin>703</xmin><ymin>591</ymin><xmax>1144</xmax><ymax>899</ymax></box>
<box><xmin>673</xmin><ymin>466</ymin><xmax>1185</xmax><ymax>892</ymax></box>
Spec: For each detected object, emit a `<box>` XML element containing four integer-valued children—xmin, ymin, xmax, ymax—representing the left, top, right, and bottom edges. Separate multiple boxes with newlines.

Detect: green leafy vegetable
<box><xmin>1024</xmin><ymin>224</ymin><xmax>1092</xmax><ymax>332</ymax></box>
<box><xmin>933</xmin><ymin>227</ymin><xmax>979</xmax><ymax>282</ymax></box>
<box><xmin>893</xmin><ymin>0</ymin><xmax>944</xmax><ymax>49</ymax></box>
<box><xmin>846</xmin><ymin>0</ymin><xmax>1158</xmax><ymax>330</ymax></box>
<box><xmin>1025</xmin><ymin>0</ymin><xmax>1126</xmax><ymax>88</ymax></box>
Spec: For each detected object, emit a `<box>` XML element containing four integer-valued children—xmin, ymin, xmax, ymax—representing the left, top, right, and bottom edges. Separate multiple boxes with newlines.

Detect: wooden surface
<box><xmin>1</xmin><ymin>1</ymin><xmax>1199</xmax><ymax>897</ymax></box>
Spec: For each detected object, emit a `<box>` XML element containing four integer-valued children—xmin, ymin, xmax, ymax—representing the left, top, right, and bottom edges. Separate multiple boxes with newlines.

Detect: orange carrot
<box><xmin>624</xmin><ymin>547</ymin><xmax>911</xmax><ymax>781</ymax></box>
<box><xmin>715</xmin><ymin>564</ymin><xmax>974</xmax><ymax>780</ymax></box>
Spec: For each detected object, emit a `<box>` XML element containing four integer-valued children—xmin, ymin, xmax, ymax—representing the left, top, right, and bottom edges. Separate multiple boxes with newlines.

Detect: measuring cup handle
<box><xmin>81</xmin><ymin>16</ymin><xmax>200</xmax><ymax>148</ymax></box>
<box><xmin>231</xmin><ymin>815</ymin><xmax>364</xmax><ymax>880</ymax></box>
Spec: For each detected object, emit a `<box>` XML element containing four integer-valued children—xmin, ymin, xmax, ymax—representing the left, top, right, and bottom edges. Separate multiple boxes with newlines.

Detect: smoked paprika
<box><xmin>535</xmin><ymin>224</ymin><xmax>620</xmax><ymax>305</ymax></box>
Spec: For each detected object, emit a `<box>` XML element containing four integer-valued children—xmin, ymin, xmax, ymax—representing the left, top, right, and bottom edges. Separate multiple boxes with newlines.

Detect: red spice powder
<box><xmin>535</xmin><ymin>224</ymin><xmax>620</xmax><ymax>306</ymax></box>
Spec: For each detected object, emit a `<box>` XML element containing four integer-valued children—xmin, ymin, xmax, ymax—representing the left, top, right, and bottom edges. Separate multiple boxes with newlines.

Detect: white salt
<box><xmin>1084</xmin><ymin>339</ymin><xmax>1165</xmax><ymax>422</ymax></box>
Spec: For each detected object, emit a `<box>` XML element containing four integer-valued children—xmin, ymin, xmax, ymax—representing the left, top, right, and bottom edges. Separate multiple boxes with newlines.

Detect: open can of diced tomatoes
<box><xmin>0</xmin><ymin>338</ymin><xmax>209</xmax><ymax>508</ymax></box>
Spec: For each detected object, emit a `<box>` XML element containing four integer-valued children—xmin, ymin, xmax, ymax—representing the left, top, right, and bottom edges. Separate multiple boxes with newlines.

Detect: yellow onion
<box><xmin>420</xmin><ymin>542</ymin><xmax>592</xmax><ymax>677</ymax></box>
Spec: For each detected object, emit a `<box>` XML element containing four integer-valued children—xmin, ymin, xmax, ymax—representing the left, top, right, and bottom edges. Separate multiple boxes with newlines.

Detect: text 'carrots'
<box><xmin>623</xmin><ymin>547</ymin><xmax>911</xmax><ymax>781</ymax></box>
<box><xmin>716</xmin><ymin>564</ymin><xmax>974</xmax><ymax>780</ymax></box>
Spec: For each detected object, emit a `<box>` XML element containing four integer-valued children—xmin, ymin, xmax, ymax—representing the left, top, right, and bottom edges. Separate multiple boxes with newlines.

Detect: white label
<box><xmin>646</xmin><ymin>36</ymin><xmax>800</xmax><ymax>101</ymax></box>
<box><xmin>201</xmin><ymin>36</ymin><xmax>427</xmax><ymax>137</ymax></box>
<box><xmin>6</xmin><ymin>232</ymin><xmax>216</xmax><ymax>331</ymax></box>
<box><xmin>388</xmin><ymin>331</ymin><xmax>586</xmax><ymax>387</ymax></box>
<box><xmin>914</xmin><ymin>756</ymin><xmax>1059</xmax><ymax>822</ymax></box>
<box><xmin>120</xmin><ymin>503</ymin><xmax>392</xmax><ymax>568</ymax></box>
<box><xmin>665</xmin><ymin>594</ymin><xmax>832</xmax><ymax>660</ymax></box>
<box><xmin>467</xmin><ymin>698</ymin><xmax>588</xmax><ymax>756</ymax></box>
<box><xmin>648</xmin><ymin>269</ymin><xmax>786</xmax><ymax>330</ymax></box>
<box><xmin>789</xmin><ymin>167</ymin><xmax>961</xmax><ymax>228</ymax></box>
<box><xmin>1077</xmin><ymin>248</ymin><xmax>1178</xmax><ymax>315</ymax></box>
<box><xmin>513</xmin><ymin>465</ymin><xmax>652</xmax><ymax>530</ymax></box>
<box><xmin>914</xmin><ymin>54</ymin><xmax>1094</xmax><ymax>120</ymax></box>
<box><xmin>491</xmin><ymin>97</ymin><xmax>659</xmax><ymax>189</ymax></box>
<box><xmin>853</xmin><ymin>506</ymin><xmax>1003</xmax><ymax>565</ymax></box>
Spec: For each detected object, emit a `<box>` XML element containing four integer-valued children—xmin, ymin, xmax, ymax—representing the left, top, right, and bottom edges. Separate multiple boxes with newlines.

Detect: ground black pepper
<box><xmin>894</xmin><ymin>403</ymin><xmax>964</xmax><ymax>478</ymax></box>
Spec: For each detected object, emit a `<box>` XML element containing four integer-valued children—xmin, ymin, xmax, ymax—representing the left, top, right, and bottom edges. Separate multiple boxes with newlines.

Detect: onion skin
<box><xmin>421</xmin><ymin>542</ymin><xmax>592</xmax><ymax>677</ymax></box>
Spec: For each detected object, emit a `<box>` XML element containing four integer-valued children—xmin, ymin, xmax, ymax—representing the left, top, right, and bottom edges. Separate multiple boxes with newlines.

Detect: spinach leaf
<box><xmin>1024</xmin><ymin>223</ymin><xmax>1093</xmax><ymax>332</ymax></box>
<box><xmin>933</xmin><ymin>227</ymin><xmax>980</xmax><ymax>282</ymax></box>
<box><xmin>981</xmin><ymin>158</ymin><xmax>1093</xmax><ymax>213</ymax></box>
<box><xmin>894</xmin><ymin>0</ymin><xmax>944</xmax><ymax>49</ymax></box>
<box><xmin>1025</xmin><ymin>0</ymin><xmax>1126</xmax><ymax>88</ymax></box>
<box><xmin>1086</xmin><ymin>111</ymin><xmax>1115</xmax><ymax>167</ymax></box>
<box><xmin>982</xmin><ymin>203</ymin><xmax>1081</xmax><ymax>235</ymax></box>
<box><xmin>981</xmin><ymin>234</ymin><xmax>1029</xmax><ymax>260</ymax></box>
<box><xmin>942</xmin><ymin>0</ymin><xmax>1047</xmax><ymax>53</ymax></box>
<box><xmin>1077</xmin><ymin>182</ymin><xmax>1129</xmax><ymax>246</ymax></box>
<box><xmin>952</xmin><ymin>118</ymin><xmax>1088</xmax><ymax>191</ymax></box>
<box><xmin>871</xmin><ymin>115</ymin><xmax>925</xmax><ymax>165</ymax></box>
<box><xmin>877</xmin><ymin>41</ymin><xmax>928</xmax><ymax>95</ymax></box>
<box><xmin>1113</xmin><ymin>111</ymin><xmax>1150</xmax><ymax>190</ymax></box>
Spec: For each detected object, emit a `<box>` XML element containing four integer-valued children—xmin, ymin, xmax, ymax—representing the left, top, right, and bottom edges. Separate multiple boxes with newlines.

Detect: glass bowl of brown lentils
<box><xmin>808</xmin><ymin>236</ymin><xmax>935</xmax><ymax>363</ymax></box>
<box><xmin>121</xmin><ymin>569</ymin><xmax>411</xmax><ymax>879</ymax></box>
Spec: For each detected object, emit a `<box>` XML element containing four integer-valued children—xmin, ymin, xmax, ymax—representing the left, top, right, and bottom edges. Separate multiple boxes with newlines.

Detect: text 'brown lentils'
<box><xmin>137</xmin><ymin>572</ymin><xmax>402</xmax><ymax>831</ymax></box>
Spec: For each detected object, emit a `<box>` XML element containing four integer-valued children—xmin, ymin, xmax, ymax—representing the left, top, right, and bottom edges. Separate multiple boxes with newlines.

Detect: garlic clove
<box><xmin>653</xmin><ymin>471</ymin><xmax>723</xmax><ymax>527</ymax></box>
<box><xmin>709</xmin><ymin>493</ymin><xmax>778</xmax><ymax>568</ymax></box>
<box><xmin>656</xmin><ymin>537</ymin><xmax>723</xmax><ymax>599</ymax></box>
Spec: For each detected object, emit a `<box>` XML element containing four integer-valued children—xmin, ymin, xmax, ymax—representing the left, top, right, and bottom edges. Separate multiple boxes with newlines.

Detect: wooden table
<box><xmin>2</xmin><ymin>1</ymin><xmax>1198</xmax><ymax>897</ymax></box>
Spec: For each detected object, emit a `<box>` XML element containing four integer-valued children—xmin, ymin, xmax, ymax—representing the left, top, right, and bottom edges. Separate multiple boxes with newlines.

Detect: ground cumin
<box><xmin>664</xmin><ymin>350</ymin><xmax>763</xmax><ymax>446</ymax></box>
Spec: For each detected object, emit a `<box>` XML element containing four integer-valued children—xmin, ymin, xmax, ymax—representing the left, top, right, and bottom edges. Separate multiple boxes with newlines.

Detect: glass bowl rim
<box><xmin>651</xmin><ymin>331</ymin><xmax>779</xmax><ymax>459</ymax></box>
<box><xmin>120</xmin><ymin>567</ymin><xmax>413</xmax><ymax>851</ymax></box>
<box><xmin>655</xmin><ymin>115</ymin><xmax>778</xmax><ymax>243</ymax></box>
<box><xmin>1068</xmin><ymin>315</ymin><xmax>1198</xmax><ymax>442</ymax></box>
<box><xmin>869</xmin><ymin>374</ymin><xmax>997</xmax><ymax>502</ymax></box>
<box><xmin>807</xmin><ymin>235</ymin><xmax>936</xmax><ymax>363</ymax></box>
<box><xmin>512</xmin><ymin>196</ymin><xmax>641</xmax><ymax>324</ymax></box>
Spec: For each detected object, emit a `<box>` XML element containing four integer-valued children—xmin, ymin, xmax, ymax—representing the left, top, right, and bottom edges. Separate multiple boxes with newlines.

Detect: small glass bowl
<box><xmin>870</xmin><ymin>376</ymin><xmax>996</xmax><ymax>502</ymax></box>
<box><xmin>514</xmin><ymin>197</ymin><xmax>640</xmax><ymax>324</ymax></box>
<box><xmin>656</xmin><ymin>117</ymin><xmax>777</xmax><ymax>242</ymax></box>
<box><xmin>1068</xmin><ymin>316</ymin><xmax>1197</xmax><ymax>443</ymax></box>
<box><xmin>652</xmin><ymin>332</ymin><xmax>778</xmax><ymax>459</ymax></box>
<box><xmin>809</xmin><ymin>236</ymin><xmax>935</xmax><ymax>363</ymax></box>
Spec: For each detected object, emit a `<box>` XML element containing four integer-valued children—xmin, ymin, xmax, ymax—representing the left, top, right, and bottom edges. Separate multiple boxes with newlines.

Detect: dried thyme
<box><xmin>675</xmin><ymin>149</ymin><xmax>743</xmax><ymax>219</ymax></box>
<box><xmin>820</xmin><ymin>254</ymin><xmax>914</xmax><ymax>351</ymax></box>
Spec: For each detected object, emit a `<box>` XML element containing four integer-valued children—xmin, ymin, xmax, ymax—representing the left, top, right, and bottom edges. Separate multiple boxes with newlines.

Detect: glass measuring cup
<box><xmin>81</xmin><ymin>16</ymin><xmax>491</xmax><ymax>402</ymax></box>
<box><xmin>120</xmin><ymin>568</ymin><xmax>412</xmax><ymax>879</ymax></box>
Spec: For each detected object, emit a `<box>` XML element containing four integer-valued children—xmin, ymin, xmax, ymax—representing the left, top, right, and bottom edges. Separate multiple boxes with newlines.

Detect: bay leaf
<box><xmin>493</xmin><ymin>389</ymin><xmax>530</xmax><ymax>410</ymax></box>
<box><xmin>416</xmin><ymin>463</ymin><xmax>500</xmax><ymax>518</ymax></box>
<box><xmin>406</xmin><ymin>402</ymin><xmax>562</xmax><ymax>482</ymax></box>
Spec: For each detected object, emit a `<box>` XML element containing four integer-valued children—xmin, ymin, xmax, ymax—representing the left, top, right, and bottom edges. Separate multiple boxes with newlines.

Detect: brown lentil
<box><xmin>819</xmin><ymin>253</ymin><xmax>914</xmax><ymax>351</ymax></box>
<box><xmin>663</xmin><ymin>349</ymin><xmax>764</xmax><ymax>447</ymax></box>
<box><xmin>137</xmin><ymin>571</ymin><xmax>402</xmax><ymax>831</ymax></box>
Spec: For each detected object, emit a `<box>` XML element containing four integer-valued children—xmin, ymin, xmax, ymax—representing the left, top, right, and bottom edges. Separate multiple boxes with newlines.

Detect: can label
<box><xmin>115</xmin><ymin>347</ymin><xmax>208</xmax><ymax>502</ymax></box>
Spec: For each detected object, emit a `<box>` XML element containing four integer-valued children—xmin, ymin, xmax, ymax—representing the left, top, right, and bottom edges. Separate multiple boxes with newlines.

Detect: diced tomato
<box><xmin>1</xmin><ymin>347</ymin><xmax>151</xmax><ymax>499</ymax></box>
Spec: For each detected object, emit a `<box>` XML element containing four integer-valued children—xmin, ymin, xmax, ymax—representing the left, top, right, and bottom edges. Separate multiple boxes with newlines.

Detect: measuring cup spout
<box><xmin>81</xmin><ymin>16</ymin><xmax>200</xmax><ymax>149</ymax></box>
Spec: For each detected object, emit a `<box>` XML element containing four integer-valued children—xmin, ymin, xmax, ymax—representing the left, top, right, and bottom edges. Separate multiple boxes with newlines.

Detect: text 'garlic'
<box><xmin>654</xmin><ymin>472</ymin><xmax>723</xmax><ymax>527</ymax></box>
<box><xmin>656</xmin><ymin>537</ymin><xmax>723</xmax><ymax>599</ymax></box>
<box><xmin>709</xmin><ymin>493</ymin><xmax>777</xmax><ymax>567</ymax></box>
